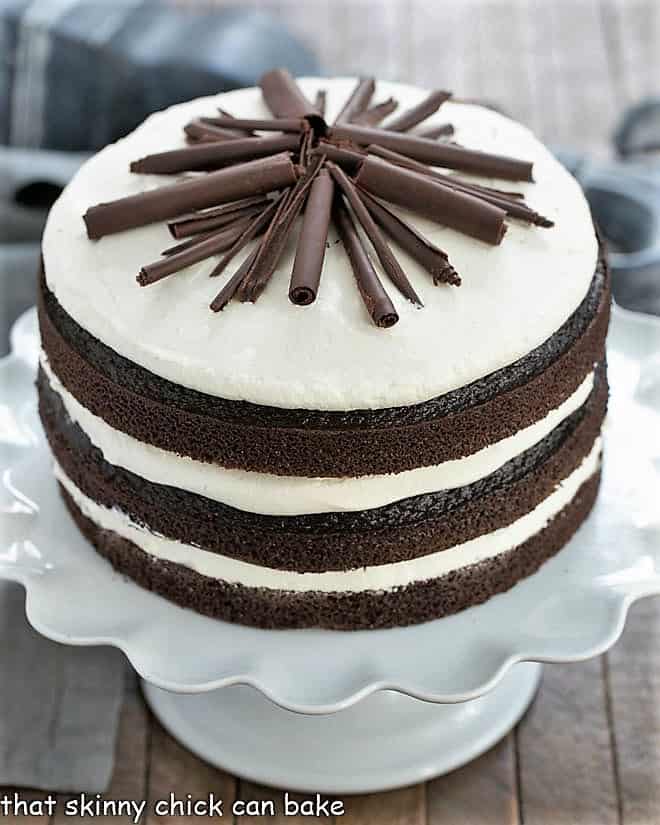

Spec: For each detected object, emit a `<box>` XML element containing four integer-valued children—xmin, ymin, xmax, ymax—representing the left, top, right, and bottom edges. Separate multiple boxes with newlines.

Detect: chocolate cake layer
<box><xmin>40</xmin><ymin>365</ymin><xmax>607</xmax><ymax>572</ymax></box>
<box><xmin>39</xmin><ymin>254</ymin><xmax>610</xmax><ymax>477</ymax></box>
<box><xmin>59</xmin><ymin>470</ymin><xmax>601</xmax><ymax>630</ymax></box>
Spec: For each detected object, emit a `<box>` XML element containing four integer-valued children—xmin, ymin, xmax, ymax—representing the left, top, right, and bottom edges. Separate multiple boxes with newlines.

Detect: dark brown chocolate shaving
<box><xmin>366</xmin><ymin>144</ymin><xmax>553</xmax><ymax>226</ymax></box>
<box><xmin>161</xmin><ymin>230</ymin><xmax>216</xmax><ymax>257</ymax></box>
<box><xmin>353</xmin><ymin>97</ymin><xmax>399</xmax><ymax>126</ymax></box>
<box><xmin>130</xmin><ymin>134</ymin><xmax>300</xmax><ymax>175</ymax></box>
<box><xmin>184</xmin><ymin>119</ymin><xmax>243</xmax><ymax>143</ymax></box>
<box><xmin>355</xmin><ymin>155</ymin><xmax>508</xmax><ymax>245</ymax></box>
<box><xmin>314</xmin><ymin>141</ymin><xmax>366</xmax><ymax>172</ymax></box>
<box><xmin>216</xmin><ymin>107</ymin><xmax>256</xmax><ymax>136</ymax></box>
<box><xmin>167</xmin><ymin>196</ymin><xmax>270</xmax><ymax>238</ymax></box>
<box><xmin>166</xmin><ymin>205</ymin><xmax>263</xmax><ymax>240</ymax></box>
<box><xmin>417</xmin><ymin>122</ymin><xmax>454</xmax><ymax>139</ymax></box>
<box><xmin>333</xmin><ymin>77</ymin><xmax>375</xmax><ymax>124</ymax></box>
<box><xmin>314</xmin><ymin>90</ymin><xmax>327</xmax><ymax>118</ymax></box>
<box><xmin>210</xmin><ymin>247</ymin><xmax>259</xmax><ymax>312</ymax></box>
<box><xmin>300</xmin><ymin>128</ymin><xmax>312</xmax><ymax>168</ymax></box>
<box><xmin>289</xmin><ymin>169</ymin><xmax>334</xmax><ymax>305</ymax></box>
<box><xmin>327</xmin><ymin>162</ymin><xmax>422</xmax><ymax>306</ymax></box>
<box><xmin>239</xmin><ymin>161</ymin><xmax>324</xmax><ymax>301</ymax></box>
<box><xmin>85</xmin><ymin>70</ymin><xmax>557</xmax><ymax>327</ymax></box>
<box><xmin>358</xmin><ymin>189</ymin><xmax>460</xmax><ymax>285</ymax></box>
<box><xmin>84</xmin><ymin>152</ymin><xmax>298</xmax><ymax>239</ymax></box>
<box><xmin>167</xmin><ymin>214</ymin><xmax>256</xmax><ymax>254</ymax></box>
<box><xmin>330</xmin><ymin>123</ymin><xmax>534</xmax><ymax>181</ymax></box>
<box><xmin>385</xmin><ymin>90</ymin><xmax>452</xmax><ymax>132</ymax></box>
<box><xmin>202</xmin><ymin>115</ymin><xmax>304</xmax><ymax>133</ymax></box>
<box><xmin>333</xmin><ymin>197</ymin><xmax>399</xmax><ymax>328</ymax></box>
<box><xmin>208</xmin><ymin>192</ymin><xmax>286</xmax><ymax>279</ymax></box>
<box><xmin>260</xmin><ymin>68</ymin><xmax>323</xmax><ymax>127</ymax></box>
<box><xmin>138</xmin><ymin>222</ymin><xmax>256</xmax><ymax>286</ymax></box>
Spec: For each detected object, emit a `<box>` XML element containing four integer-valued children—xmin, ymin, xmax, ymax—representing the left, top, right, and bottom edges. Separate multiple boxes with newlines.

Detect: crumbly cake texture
<box><xmin>38</xmin><ymin>74</ymin><xmax>608</xmax><ymax>629</ymax></box>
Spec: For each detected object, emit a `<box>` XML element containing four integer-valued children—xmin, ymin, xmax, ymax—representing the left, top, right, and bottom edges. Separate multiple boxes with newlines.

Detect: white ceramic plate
<box><xmin>2</xmin><ymin>306</ymin><xmax>660</xmax><ymax>715</ymax></box>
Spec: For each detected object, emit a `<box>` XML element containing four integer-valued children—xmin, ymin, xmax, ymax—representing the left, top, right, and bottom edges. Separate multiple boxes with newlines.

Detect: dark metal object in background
<box><xmin>557</xmin><ymin>97</ymin><xmax>660</xmax><ymax>317</ymax></box>
<box><xmin>1</xmin><ymin>1</ymin><xmax>319</xmax><ymax>151</ymax></box>
<box><xmin>614</xmin><ymin>99</ymin><xmax>660</xmax><ymax>159</ymax></box>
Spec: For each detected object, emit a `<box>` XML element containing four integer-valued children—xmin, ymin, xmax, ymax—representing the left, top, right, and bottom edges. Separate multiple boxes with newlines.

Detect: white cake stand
<box><xmin>2</xmin><ymin>307</ymin><xmax>660</xmax><ymax>793</ymax></box>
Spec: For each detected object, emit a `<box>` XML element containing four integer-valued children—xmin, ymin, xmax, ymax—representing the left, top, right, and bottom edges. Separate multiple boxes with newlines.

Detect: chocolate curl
<box><xmin>333</xmin><ymin>198</ymin><xmax>399</xmax><ymax>328</ymax></box>
<box><xmin>161</xmin><ymin>230</ymin><xmax>216</xmax><ymax>257</ymax></box>
<box><xmin>327</xmin><ymin>161</ymin><xmax>422</xmax><ymax>306</ymax></box>
<box><xmin>216</xmin><ymin>107</ymin><xmax>257</xmax><ymax>136</ymax></box>
<box><xmin>236</xmin><ymin>187</ymin><xmax>293</xmax><ymax>301</ymax></box>
<box><xmin>367</xmin><ymin>144</ymin><xmax>552</xmax><ymax>226</ymax></box>
<box><xmin>329</xmin><ymin>123</ymin><xmax>534</xmax><ymax>181</ymax></box>
<box><xmin>358</xmin><ymin>189</ymin><xmax>460</xmax><ymax>285</ymax></box>
<box><xmin>84</xmin><ymin>152</ymin><xmax>298</xmax><ymax>239</ymax></box>
<box><xmin>289</xmin><ymin>170</ymin><xmax>334</xmax><ymax>305</ymax></box>
<box><xmin>384</xmin><ymin>90</ymin><xmax>452</xmax><ymax>132</ymax></box>
<box><xmin>239</xmin><ymin>162</ymin><xmax>324</xmax><ymax>301</ymax></box>
<box><xmin>201</xmin><ymin>115</ymin><xmax>304</xmax><ymax>133</ymax></box>
<box><xmin>208</xmin><ymin>191</ymin><xmax>287</xmax><ymax>279</ymax></box>
<box><xmin>137</xmin><ymin>220</ymin><xmax>258</xmax><ymax>286</ymax></box>
<box><xmin>130</xmin><ymin>133</ymin><xmax>300</xmax><ymax>174</ymax></box>
<box><xmin>355</xmin><ymin>155</ymin><xmax>508</xmax><ymax>245</ymax></box>
<box><xmin>167</xmin><ymin>196</ymin><xmax>270</xmax><ymax>238</ymax></box>
<box><xmin>314</xmin><ymin>141</ymin><xmax>366</xmax><ymax>173</ymax></box>
<box><xmin>353</xmin><ymin>98</ymin><xmax>399</xmax><ymax>126</ymax></box>
<box><xmin>210</xmin><ymin>247</ymin><xmax>259</xmax><ymax>312</ymax></box>
<box><xmin>300</xmin><ymin>128</ymin><xmax>312</xmax><ymax>167</ymax></box>
<box><xmin>184</xmin><ymin>119</ymin><xmax>244</xmax><ymax>143</ymax></box>
<box><xmin>333</xmin><ymin>77</ymin><xmax>375</xmax><ymax>124</ymax></box>
<box><xmin>417</xmin><ymin>122</ymin><xmax>454</xmax><ymax>140</ymax></box>
<box><xmin>314</xmin><ymin>89</ymin><xmax>327</xmax><ymax>118</ymax></box>
<box><xmin>163</xmin><ymin>212</ymin><xmax>257</xmax><ymax>255</ymax></box>
<box><xmin>259</xmin><ymin>68</ymin><xmax>324</xmax><ymax>131</ymax></box>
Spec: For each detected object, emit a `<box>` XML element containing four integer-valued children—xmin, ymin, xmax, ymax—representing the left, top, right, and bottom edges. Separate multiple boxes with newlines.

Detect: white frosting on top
<box><xmin>54</xmin><ymin>438</ymin><xmax>601</xmax><ymax>592</ymax></box>
<box><xmin>42</xmin><ymin>351</ymin><xmax>594</xmax><ymax>515</ymax></box>
<box><xmin>43</xmin><ymin>77</ymin><xmax>597</xmax><ymax>410</ymax></box>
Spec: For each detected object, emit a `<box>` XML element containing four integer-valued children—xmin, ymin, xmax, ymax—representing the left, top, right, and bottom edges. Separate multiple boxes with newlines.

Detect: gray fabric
<box><xmin>2</xmin><ymin>1</ymin><xmax>319</xmax><ymax>151</ymax></box>
<box><xmin>0</xmin><ymin>581</ymin><xmax>126</xmax><ymax>792</ymax></box>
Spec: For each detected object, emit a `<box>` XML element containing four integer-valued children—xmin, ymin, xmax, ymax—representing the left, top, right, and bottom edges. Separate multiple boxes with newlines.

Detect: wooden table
<box><xmin>6</xmin><ymin>597</ymin><xmax>659</xmax><ymax>824</ymax></box>
<box><xmin>4</xmin><ymin>1</ymin><xmax>660</xmax><ymax>820</ymax></box>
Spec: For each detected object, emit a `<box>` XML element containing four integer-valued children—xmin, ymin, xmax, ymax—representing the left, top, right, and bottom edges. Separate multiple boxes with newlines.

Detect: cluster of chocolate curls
<box><xmin>83</xmin><ymin>69</ymin><xmax>553</xmax><ymax>328</ymax></box>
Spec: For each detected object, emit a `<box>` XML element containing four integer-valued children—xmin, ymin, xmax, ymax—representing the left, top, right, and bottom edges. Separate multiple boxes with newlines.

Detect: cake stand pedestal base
<box><xmin>141</xmin><ymin>662</ymin><xmax>542</xmax><ymax>794</ymax></box>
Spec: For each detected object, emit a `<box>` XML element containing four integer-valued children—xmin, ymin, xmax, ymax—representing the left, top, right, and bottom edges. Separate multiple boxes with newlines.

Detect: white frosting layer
<box><xmin>55</xmin><ymin>438</ymin><xmax>601</xmax><ymax>592</ymax></box>
<box><xmin>43</xmin><ymin>352</ymin><xmax>594</xmax><ymax>515</ymax></box>
<box><xmin>43</xmin><ymin>78</ymin><xmax>598</xmax><ymax>411</ymax></box>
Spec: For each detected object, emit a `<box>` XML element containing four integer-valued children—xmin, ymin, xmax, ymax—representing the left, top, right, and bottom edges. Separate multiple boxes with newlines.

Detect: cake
<box><xmin>37</xmin><ymin>71</ymin><xmax>609</xmax><ymax>630</ymax></box>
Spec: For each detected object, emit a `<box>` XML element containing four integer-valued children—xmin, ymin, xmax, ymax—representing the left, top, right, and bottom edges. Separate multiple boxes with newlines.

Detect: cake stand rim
<box><xmin>2</xmin><ymin>305</ymin><xmax>660</xmax><ymax>715</ymax></box>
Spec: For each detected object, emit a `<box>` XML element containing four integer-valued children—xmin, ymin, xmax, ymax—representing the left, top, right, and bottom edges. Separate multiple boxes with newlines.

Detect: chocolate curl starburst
<box><xmin>83</xmin><ymin>69</ymin><xmax>555</xmax><ymax>330</ymax></box>
<box><xmin>327</xmin><ymin>161</ymin><xmax>423</xmax><ymax>306</ymax></box>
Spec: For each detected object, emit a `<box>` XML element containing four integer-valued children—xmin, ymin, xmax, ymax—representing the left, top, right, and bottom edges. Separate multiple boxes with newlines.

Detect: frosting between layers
<box><xmin>42</xmin><ymin>352</ymin><xmax>594</xmax><ymax>515</ymax></box>
<box><xmin>42</xmin><ymin>78</ymin><xmax>598</xmax><ymax>410</ymax></box>
<box><xmin>55</xmin><ymin>437</ymin><xmax>602</xmax><ymax>591</ymax></box>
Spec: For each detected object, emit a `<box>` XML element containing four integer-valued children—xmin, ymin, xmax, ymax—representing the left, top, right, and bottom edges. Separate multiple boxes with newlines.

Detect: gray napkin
<box><xmin>2</xmin><ymin>1</ymin><xmax>319</xmax><ymax>151</ymax></box>
<box><xmin>0</xmin><ymin>581</ymin><xmax>126</xmax><ymax>792</ymax></box>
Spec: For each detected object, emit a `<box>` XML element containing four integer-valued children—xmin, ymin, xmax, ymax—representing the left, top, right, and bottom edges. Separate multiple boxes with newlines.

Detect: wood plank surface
<box><xmin>427</xmin><ymin>735</ymin><xmax>518</xmax><ymax>825</ymax></box>
<box><xmin>342</xmin><ymin>784</ymin><xmax>426</xmax><ymax>825</ymax></box>
<box><xmin>516</xmin><ymin>658</ymin><xmax>619</xmax><ymax>825</ymax></box>
<box><xmin>52</xmin><ymin>678</ymin><xmax>149</xmax><ymax>825</ymax></box>
<box><xmin>606</xmin><ymin>597</ymin><xmax>660</xmax><ymax>825</ymax></box>
<box><xmin>145</xmin><ymin>711</ymin><xmax>236</xmax><ymax>823</ymax></box>
<box><xmin>234</xmin><ymin>782</ymin><xmax>334</xmax><ymax>823</ymax></box>
<box><xmin>0</xmin><ymin>790</ymin><xmax>53</xmax><ymax>825</ymax></box>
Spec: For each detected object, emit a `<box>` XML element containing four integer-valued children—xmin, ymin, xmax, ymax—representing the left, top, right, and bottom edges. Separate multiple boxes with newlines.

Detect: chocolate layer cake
<box><xmin>38</xmin><ymin>73</ymin><xmax>609</xmax><ymax>629</ymax></box>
